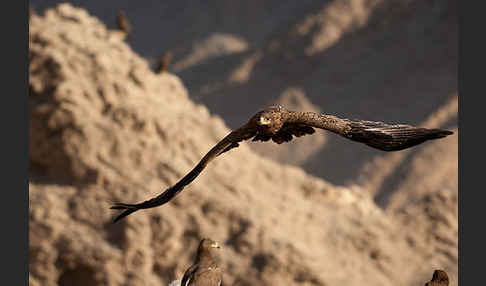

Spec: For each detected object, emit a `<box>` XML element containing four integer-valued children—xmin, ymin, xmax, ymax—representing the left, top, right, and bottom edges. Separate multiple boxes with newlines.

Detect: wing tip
<box><xmin>431</xmin><ymin>129</ymin><xmax>454</xmax><ymax>138</ymax></box>
<box><xmin>110</xmin><ymin>203</ymin><xmax>140</xmax><ymax>223</ymax></box>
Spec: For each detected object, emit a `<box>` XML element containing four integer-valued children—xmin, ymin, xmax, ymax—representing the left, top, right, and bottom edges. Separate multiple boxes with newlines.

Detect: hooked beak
<box><xmin>210</xmin><ymin>242</ymin><xmax>221</xmax><ymax>249</ymax></box>
<box><xmin>259</xmin><ymin>116</ymin><xmax>271</xmax><ymax>125</ymax></box>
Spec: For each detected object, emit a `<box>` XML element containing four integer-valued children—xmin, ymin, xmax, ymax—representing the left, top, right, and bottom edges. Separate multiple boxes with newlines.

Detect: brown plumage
<box><xmin>155</xmin><ymin>51</ymin><xmax>172</xmax><ymax>74</ymax></box>
<box><xmin>181</xmin><ymin>239</ymin><xmax>223</xmax><ymax>286</ymax></box>
<box><xmin>116</xmin><ymin>10</ymin><xmax>131</xmax><ymax>36</ymax></box>
<box><xmin>111</xmin><ymin>105</ymin><xmax>453</xmax><ymax>222</ymax></box>
<box><xmin>425</xmin><ymin>270</ymin><xmax>449</xmax><ymax>286</ymax></box>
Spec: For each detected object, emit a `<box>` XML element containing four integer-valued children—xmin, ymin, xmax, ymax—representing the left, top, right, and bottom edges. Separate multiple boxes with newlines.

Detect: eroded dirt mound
<box><xmin>29</xmin><ymin>4</ymin><xmax>457</xmax><ymax>286</ymax></box>
<box><xmin>393</xmin><ymin>190</ymin><xmax>458</xmax><ymax>285</ymax></box>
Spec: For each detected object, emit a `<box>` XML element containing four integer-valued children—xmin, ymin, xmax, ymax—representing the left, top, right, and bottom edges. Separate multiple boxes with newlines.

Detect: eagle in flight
<box><xmin>111</xmin><ymin>106</ymin><xmax>453</xmax><ymax>222</ymax></box>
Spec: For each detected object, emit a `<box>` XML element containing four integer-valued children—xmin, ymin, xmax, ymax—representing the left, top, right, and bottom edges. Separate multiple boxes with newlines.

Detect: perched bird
<box><xmin>180</xmin><ymin>238</ymin><xmax>223</xmax><ymax>286</ymax></box>
<box><xmin>111</xmin><ymin>105</ymin><xmax>453</xmax><ymax>222</ymax></box>
<box><xmin>116</xmin><ymin>10</ymin><xmax>132</xmax><ymax>36</ymax></box>
<box><xmin>168</xmin><ymin>280</ymin><xmax>182</xmax><ymax>286</ymax></box>
<box><xmin>155</xmin><ymin>51</ymin><xmax>173</xmax><ymax>74</ymax></box>
<box><xmin>29</xmin><ymin>6</ymin><xmax>36</xmax><ymax>20</ymax></box>
<box><xmin>425</xmin><ymin>270</ymin><xmax>449</xmax><ymax>286</ymax></box>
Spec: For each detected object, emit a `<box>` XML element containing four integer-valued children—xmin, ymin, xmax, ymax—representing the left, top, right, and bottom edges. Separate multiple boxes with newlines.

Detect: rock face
<box><xmin>29</xmin><ymin>4</ymin><xmax>457</xmax><ymax>286</ymax></box>
<box><xmin>172</xmin><ymin>33</ymin><xmax>249</xmax><ymax>72</ymax></box>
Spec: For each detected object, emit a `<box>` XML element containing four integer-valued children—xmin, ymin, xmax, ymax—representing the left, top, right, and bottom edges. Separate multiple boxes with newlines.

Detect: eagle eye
<box><xmin>259</xmin><ymin>116</ymin><xmax>271</xmax><ymax>125</ymax></box>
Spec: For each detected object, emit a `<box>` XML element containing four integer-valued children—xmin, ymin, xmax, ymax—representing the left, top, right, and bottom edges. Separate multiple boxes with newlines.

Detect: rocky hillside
<box><xmin>30</xmin><ymin>0</ymin><xmax>457</xmax><ymax>188</ymax></box>
<box><xmin>29</xmin><ymin>4</ymin><xmax>457</xmax><ymax>286</ymax></box>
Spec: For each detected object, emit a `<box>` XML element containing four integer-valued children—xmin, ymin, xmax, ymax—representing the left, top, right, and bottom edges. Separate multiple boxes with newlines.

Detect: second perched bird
<box><xmin>180</xmin><ymin>238</ymin><xmax>223</xmax><ymax>286</ymax></box>
<box><xmin>425</xmin><ymin>270</ymin><xmax>449</xmax><ymax>286</ymax></box>
<box><xmin>116</xmin><ymin>10</ymin><xmax>132</xmax><ymax>36</ymax></box>
<box><xmin>111</xmin><ymin>105</ymin><xmax>453</xmax><ymax>222</ymax></box>
<box><xmin>155</xmin><ymin>51</ymin><xmax>173</xmax><ymax>74</ymax></box>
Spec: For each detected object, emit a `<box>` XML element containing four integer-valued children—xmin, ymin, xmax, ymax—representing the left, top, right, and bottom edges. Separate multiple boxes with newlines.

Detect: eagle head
<box><xmin>258</xmin><ymin>115</ymin><xmax>272</xmax><ymax>125</ymax></box>
<box><xmin>199</xmin><ymin>238</ymin><xmax>221</xmax><ymax>251</ymax></box>
<box><xmin>196</xmin><ymin>238</ymin><xmax>222</xmax><ymax>264</ymax></box>
<box><xmin>255</xmin><ymin>106</ymin><xmax>285</xmax><ymax>134</ymax></box>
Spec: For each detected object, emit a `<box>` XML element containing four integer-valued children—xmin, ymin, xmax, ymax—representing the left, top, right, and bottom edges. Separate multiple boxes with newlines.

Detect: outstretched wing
<box><xmin>181</xmin><ymin>264</ymin><xmax>198</xmax><ymax>286</ymax></box>
<box><xmin>110</xmin><ymin>124</ymin><xmax>257</xmax><ymax>223</ymax></box>
<box><xmin>286</xmin><ymin>111</ymin><xmax>453</xmax><ymax>151</ymax></box>
<box><xmin>341</xmin><ymin>120</ymin><xmax>453</xmax><ymax>151</ymax></box>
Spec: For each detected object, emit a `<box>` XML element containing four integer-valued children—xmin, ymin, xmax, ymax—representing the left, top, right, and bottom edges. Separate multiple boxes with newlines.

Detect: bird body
<box><xmin>181</xmin><ymin>239</ymin><xmax>223</xmax><ymax>286</ymax></box>
<box><xmin>111</xmin><ymin>106</ymin><xmax>453</xmax><ymax>222</ymax></box>
<box><xmin>116</xmin><ymin>10</ymin><xmax>132</xmax><ymax>36</ymax></box>
<box><xmin>156</xmin><ymin>51</ymin><xmax>173</xmax><ymax>74</ymax></box>
<box><xmin>425</xmin><ymin>270</ymin><xmax>449</xmax><ymax>286</ymax></box>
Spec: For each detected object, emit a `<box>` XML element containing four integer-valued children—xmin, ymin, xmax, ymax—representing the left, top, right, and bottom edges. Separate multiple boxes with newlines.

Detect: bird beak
<box><xmin>259</xmin><ymin>116</ymin><xmax>270</xmax><ymax>125</ymax></box>
<box><xmin>210</xmin><ymin>242</ymin><xmax>221</xmax><ymax>249</ymax></box>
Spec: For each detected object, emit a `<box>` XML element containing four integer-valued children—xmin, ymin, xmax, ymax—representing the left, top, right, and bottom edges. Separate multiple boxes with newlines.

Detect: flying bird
<box><xmin>111</xmin><ymin>105</ymin><xmax>453</xmax><ymax>222</ymax></box>
<box><xmin>425</xmin><ymin>270</ymin><xmax>449</xmax><ymax>286</ymax></box>
<box><xmin>180</xmin><ymin>238</ymin><xmax>223</xmax><ymax>286</ymax></box>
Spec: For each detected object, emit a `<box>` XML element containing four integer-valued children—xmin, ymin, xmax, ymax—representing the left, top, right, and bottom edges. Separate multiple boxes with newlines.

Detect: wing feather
<box><xmin>270</xmin><ymin>123</ymin><xmax>315</xmax><ymax>144</ymax></box>
<box><xmin>344</xmin><ymin>119</ymin><xmax>452</xmax><ymax>151</ymax></box>
<box><xmin>285</xmin><ymin>111</ymin><xmax>453</xmax><ymax>151</ymax></box>
<box><xmin>181</xmin><ymin>264</ymin><xmax>198</xmax><ymax>286</ymax></box>
<box><xmin>110</xmin><ymin>124</ymin><xmax>257</xmax><ymax>222</ymax></box>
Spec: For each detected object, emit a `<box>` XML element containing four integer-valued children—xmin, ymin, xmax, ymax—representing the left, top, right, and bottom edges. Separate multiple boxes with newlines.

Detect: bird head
<box><xmin>210</xmin><ymin>241</ymin><xmax>221</xmax><ymax>249</ymax></box>
<box><xmin>196</xmin><ymin>238</ymin><xmax>222</xmax><ymax>263</ymax></box>
<box><xmin>257</xmin><ymin>106</ymin><xmax>286</xmax><ymax>125</ymax></box>
<box><xmin>258</xmin><ymin>115</ymin><xmax>272</xmax><ymax>126</ymax></box>
<box><xmin>254</xmin><ymin>106</ymin><xmax>286</xmax><ymax>134</ymax></box>
<box><xmin>199</xmin><ymin>238</ymin><xmax>222</xmax><ymax>251</ymax></box>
